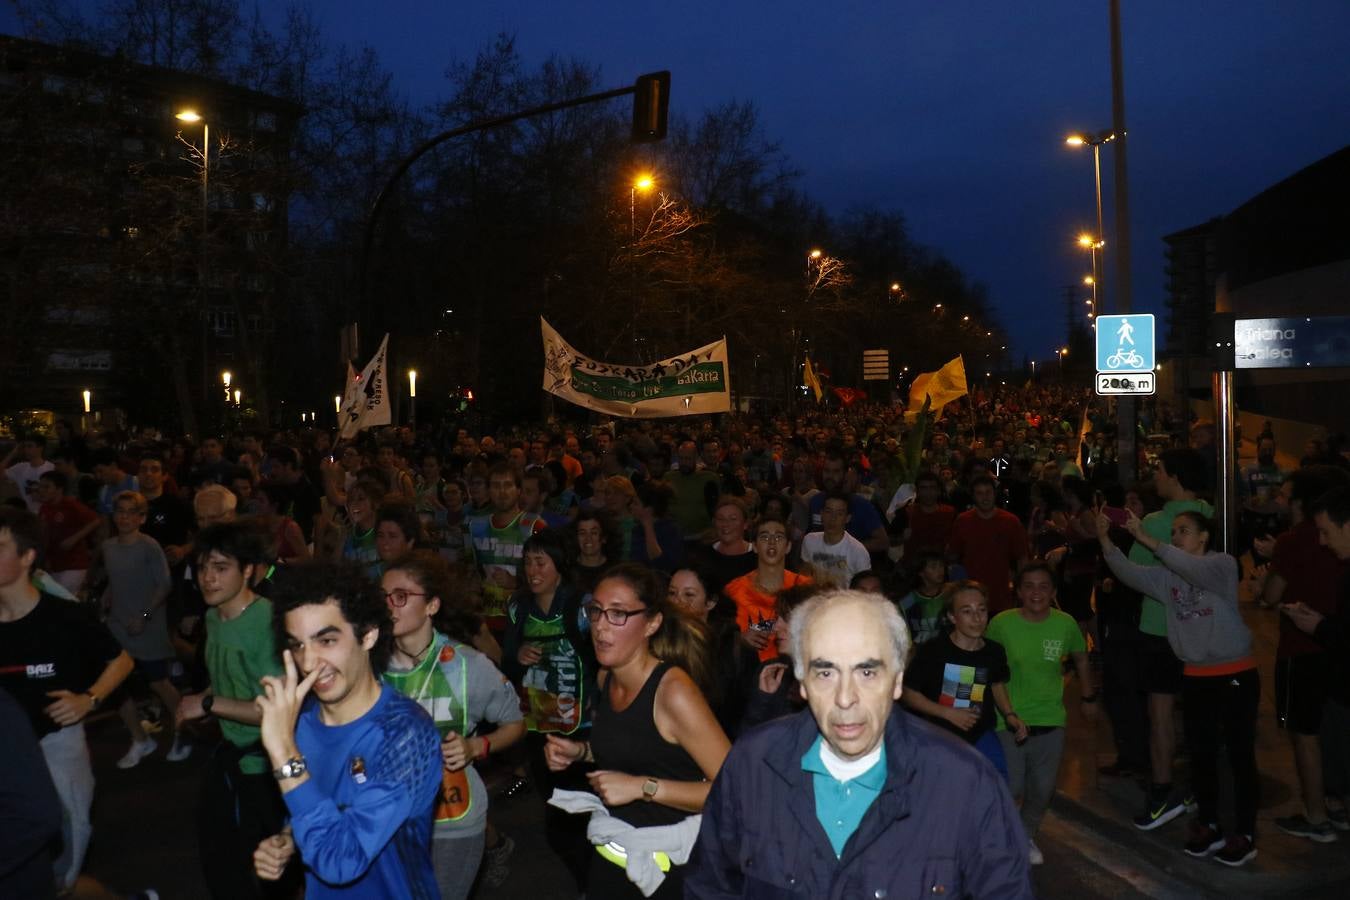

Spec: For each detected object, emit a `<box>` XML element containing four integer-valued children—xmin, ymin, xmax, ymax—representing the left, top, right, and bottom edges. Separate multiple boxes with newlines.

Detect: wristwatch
<box><xmin>202</xmin><ymin>694</ymin><xmax>215</xmax><ymax>715</ymax></box>
<box><xmin>85</xmin><ymin>690</ymin><xmax>102</xmax><ymax>710</ymax></box>
<box><xmin>642</xmin><ymin>777</ymin><xmax>660</xmax><ymax>802</ymax></box>
<box><xmin>273</xmin><ymin>756</ymin><xmax>308</xmax><ymax>781</ymax></box>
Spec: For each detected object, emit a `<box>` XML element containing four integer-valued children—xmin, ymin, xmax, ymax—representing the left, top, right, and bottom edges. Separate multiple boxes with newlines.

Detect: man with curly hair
<box><xmin>251</xmin><ymin>562</ymin><xmax>442</xmax><ymax>898</ymax></box>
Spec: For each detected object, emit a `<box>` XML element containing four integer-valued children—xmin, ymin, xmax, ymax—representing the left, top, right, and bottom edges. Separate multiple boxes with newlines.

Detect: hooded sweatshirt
<box><xmin>1103</xmin><ymin>543</ymin><xmax>1252</xmax><ymax>675</ymax></box>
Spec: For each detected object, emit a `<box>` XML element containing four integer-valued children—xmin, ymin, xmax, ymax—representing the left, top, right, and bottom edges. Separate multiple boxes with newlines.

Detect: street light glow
<box><xmin>633</xmin><ymin>174</ymin><xmax>655</xmax><ymax>191</ymax></box>
<box><xmin>234</xmin><ymin>389</ymin><xmax>242</xmax><ymax>406</ymax></box>
<box><xmin>221</xmin><ymin>370</ymin><xmax>231</xmax><ymax>387</ymax></box>
<box><xmin>82</xmin><ymin>390</ymin><xmax>91</xmax><ymax>413</ymax></box>
<box><xmin>408</xmin><ymin>369</ymin><xmax>417</xmax><ymax>398</ymax></box>
<box><xmin>1065</xmin><ymin>134</ymin><xmax>1086</xmax><ymax>146</ymax></box>
<box><xmin>1083</xmin><ymin>275</ymin><xmax>1094</xmax><ymax>285</ymax></box>
<box><xmin>1077</xmin><ymin>234</ymin><xmax>1095</xmax><ymax>248</ymax></box>
<box><xmin>808</xmin><ymin>248</ymin><xmax>823</xmax><ymax>260</ymax></box>
<box><xmin>175</xmin><ymin>109</ymin><xmax>202</xmax><ymax>122</ymax></box>
<box><xmin>334</xmin><ymin>395</ymin><xmax>342</xmax><ymax>414</ymax></box>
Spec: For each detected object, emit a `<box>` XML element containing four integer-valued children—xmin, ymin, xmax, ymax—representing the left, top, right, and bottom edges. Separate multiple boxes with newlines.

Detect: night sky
<box><xmin>8</xmin><ymin>2</ymin><xmax>1350</xmax><ymax>365</ymax></box>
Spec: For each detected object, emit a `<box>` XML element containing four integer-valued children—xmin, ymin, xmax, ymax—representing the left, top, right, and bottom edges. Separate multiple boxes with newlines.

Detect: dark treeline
<box><xmin>8</xmin><ymin>0</ymin><xmax>1007</xmax><ymax>427</ymax></box>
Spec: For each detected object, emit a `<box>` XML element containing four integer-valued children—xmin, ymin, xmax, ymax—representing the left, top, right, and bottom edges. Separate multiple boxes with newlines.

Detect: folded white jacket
<box><xmin>548</xmin><ymin>789</ymin><xmax>702</xmax><ymax>897</ymax></box>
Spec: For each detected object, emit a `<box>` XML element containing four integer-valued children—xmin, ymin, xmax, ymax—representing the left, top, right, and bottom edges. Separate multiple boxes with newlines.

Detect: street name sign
<box><xmin>1234</xmin><ymin>316</ymin><xmax>1350</xmax><ymax>369</ymax></box>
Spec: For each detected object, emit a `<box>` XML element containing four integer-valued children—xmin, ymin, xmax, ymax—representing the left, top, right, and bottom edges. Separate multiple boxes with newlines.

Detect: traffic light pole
<box><xmin>354</xmin><ymin>73</ymin><xmax>670</xmax><ymax>357</ymax></box>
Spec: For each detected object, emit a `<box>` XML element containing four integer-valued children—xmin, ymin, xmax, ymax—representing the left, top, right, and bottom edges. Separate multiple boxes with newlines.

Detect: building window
<box><xmin>206</xmin><ymin>307</ymin><xmax>238</xmax><ymax>337</ymax></box>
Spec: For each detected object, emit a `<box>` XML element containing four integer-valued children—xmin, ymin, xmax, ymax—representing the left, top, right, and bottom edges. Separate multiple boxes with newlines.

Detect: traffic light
<box><xmin>632</xmin><ymin>71</ymin><xmax>670</xmax><ymax>143</ymax></box>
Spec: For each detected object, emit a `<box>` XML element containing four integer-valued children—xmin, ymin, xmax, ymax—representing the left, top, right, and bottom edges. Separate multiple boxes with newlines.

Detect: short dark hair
<box><xmin>821</xmin><ymin>490</ymin><xmax>852</xmax><ymax>512</ymax></box>
<box><xmin>194</xmin><ymin>520</ymin><xmax>271</xmax><ymax>570</ymax></box>
<box><xmin>488</xmin><ymin>461</ymin><xmax>521</xmax><ymax>489</ymax></box>
<box><xmin>268</xmin><ymin>445</ymin><xmax>300</xmax><ymax>469</ymax></box>
<box><xmin>269</xmin><ymin>562</ymin><xmax>393</xmax><ymax>673</ymax></box>
<box><xmin>1287</xmin><ymin>466</ymin><xmax>1350</xmax><ymax>513</ymax></box>
<box><xmin>375</xmin><ymin>501</ymin><xmax>422</xmax><ymax>544</ymax></box>
<box><xmin>40</xmin><ymin>470</ymin><xmax>69</xmax><ymax>491</ymax></box>
<box><xmin>0</xmin><ymin>506</ymin><xmax>43</xmax><ymax>570</ymax></box>
<box><xmin>1159</xmin><ymin>448</ymin><xmax>1207</xmax><ymax>494</ymax></box>
<box><xmin>1311</xmin><ymin>485</ymin><xmax>1350</xmax><ymax>528</ymax></box>
<box><xmin>1015</xmin><ymin>560</ymin><xmax>1057</xmax><ymax>591</ymax></box>
<box><xmin>969</xmin><ymin>473</ymin><xmax>997</xmax><ymax>492</ymax></box>
<box><xmin>522</xmin><ymin>528</ymin><xmax>572</xmax><ymax>580</ymax></box>
<box><xmin>914</xmin><ymin>471</ymin><xmax>941</xmax><ymax>489</ymax></box>
<box><xmin>1173</xmin><ymin>510</ymin><xmax>1213</xmax><ymax>550</ymax></box>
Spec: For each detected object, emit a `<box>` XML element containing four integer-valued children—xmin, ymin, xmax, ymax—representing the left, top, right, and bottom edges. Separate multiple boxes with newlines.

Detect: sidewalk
<box><xmin>1051</xmin><ymin>581</ymin><xmax>1350</xmax><ymax>898</ymax></box>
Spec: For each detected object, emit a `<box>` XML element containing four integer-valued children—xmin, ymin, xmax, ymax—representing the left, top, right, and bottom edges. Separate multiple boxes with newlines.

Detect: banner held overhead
<box><xmin>541</xmin><ymin>318</ymin><xmax>732</xmax><ymax>418</ymax></box>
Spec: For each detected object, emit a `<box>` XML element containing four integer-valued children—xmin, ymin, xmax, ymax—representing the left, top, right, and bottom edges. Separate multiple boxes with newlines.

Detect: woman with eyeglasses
<box><xmin>379</xmin><ymin>550</ymin><xmax>525</xmax><ymax>899</ymax></box>
<box><xmin>722</xmin><ymin>514</ymin><xmax>813</xmax><ymax>662</ymax></box>
<box><xmin>544</xmin><ymin>563</ymin><xmax>730</xmax><ymax>899</ymax></box>
<box><xmin>499</xmin><ymin>528</ymin><xmax>598</xmax><ymax>893</ymax></box>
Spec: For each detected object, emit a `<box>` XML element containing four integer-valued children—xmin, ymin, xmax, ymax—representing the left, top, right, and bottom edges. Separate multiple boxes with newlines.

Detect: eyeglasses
<box><xmin>584</xmin><ymin>605</ymin><xmax>647</xmax><ymax>626</ymax></box>
<box><xmin>384</xmin><ymin>589</ymin><xmax>427</xmax><ymax>608</ymax></box>
<box><xmin>755</xmin><ymin>532</ymin><xmax>788</xmax><ymax>544</ymax></box>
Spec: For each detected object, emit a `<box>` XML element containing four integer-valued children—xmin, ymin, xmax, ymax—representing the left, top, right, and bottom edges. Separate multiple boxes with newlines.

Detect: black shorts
<box><xmin>1137</xmin><ymin>633</ymin><xmax>1183</xmax><ymax>695</ymax></box>
<box><xmin>1276</xmin><ymin>654</ymin><xmax>1331</xmax><ymax>735</ymax></box>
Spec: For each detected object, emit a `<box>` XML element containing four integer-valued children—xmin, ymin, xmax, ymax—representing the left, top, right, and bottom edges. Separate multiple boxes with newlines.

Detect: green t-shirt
<box><xmin>1130</xmin><ymin>498</ymin><xmax>1214</xmax><ymax>636</ymax></box>
<box><xmin>986</xmin><ymin>608</ymin><xmax>1086</xmax><ymax>728</ymax></box>
<box><xmin>204</xmin><ymin>597</ymin><xmax>282</xmax><ymax>774</ymax></box>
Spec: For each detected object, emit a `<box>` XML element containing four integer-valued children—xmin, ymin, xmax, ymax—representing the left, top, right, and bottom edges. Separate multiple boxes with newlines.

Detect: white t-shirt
<box><xmin>6</xmin><ymin>460</ymin><xmax>53</xmax><ymax>512</ymax></box>
<box><xmin>801</xmin><ymin>530</ymin><xmax>871</xmax><ymax>589</ymax></box>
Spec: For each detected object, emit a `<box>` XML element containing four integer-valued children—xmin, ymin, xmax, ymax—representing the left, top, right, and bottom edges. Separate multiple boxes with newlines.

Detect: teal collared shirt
<box><xmin>801</xmin><ymin>735</ymin><xmax>887</xmax><ymax>858</ymax></box>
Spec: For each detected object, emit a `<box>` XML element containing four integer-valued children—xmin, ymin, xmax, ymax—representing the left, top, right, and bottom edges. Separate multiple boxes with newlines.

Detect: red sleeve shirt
<box><xmin>1272</xmin><ymin>520</ymin><xmax>1347</xmax><ymax>658</ymax></box>
<box><xmin>39</xmin><ymin>497</ymin><xmax>99</xmax><ymax>571</ymax></box>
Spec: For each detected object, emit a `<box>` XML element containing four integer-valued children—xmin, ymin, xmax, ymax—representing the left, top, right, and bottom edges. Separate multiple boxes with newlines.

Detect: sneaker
<box><xmin>1214</xmin><ymin>834</ymin><xmax>1257</xmax><ymax>867</ymax></box>
<box><xmin>1183</xmin><ymin>822</ymin><xmax>1225</xmax><ymax>858</ymax></box>
<box><xmin>1183</xmin><ymin>794</ymin><xmax>1197</xmax><ymax>813</ymax></box>
<box><xmin>117</xmin><ymin>737</ymin><xmax>158</xmax><ymax>770</ymax></box>
<box><xmin>1134</xmin><ymin>795</ymin><xmax>1187</xmax><ymax>831</ymax></box>
<box><xmin>1326</xmin><ymin>807</ymin><xmax>1350</xmax><ymax>832</ymax></box>
<box><xmin>1274</xmin><ymin>814</ymin><xmax>1338</xmax><ymax>843</ymax></box>
<box><xmin>165</xmin><ymin>736</ymin><xmax>192</xmax><ymax>762</ymax></box>
<box><xmin>481</xmin><ymin>833</ymin><xmax>515</xmax><ymax>888</ymax></box>
<box><xmin>1027</xmin><ymin>840</ymin><xmax>1044</xmax><ymax>866</ymax></box>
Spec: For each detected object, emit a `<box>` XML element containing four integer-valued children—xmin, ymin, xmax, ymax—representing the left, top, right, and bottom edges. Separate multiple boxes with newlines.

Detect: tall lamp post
<box><xmin>175</xmin><ymin>110</ymin><xmax>210</xmax><ymax>236</ymax></box>
<box><xmin>629</xmin><ymin>173</ymin><xmax>656</xmax><ymax>360</ymax></box>
<box><xmin>1077</xmin><ymin>234</ymin><xmax>1105</xmax><ymax>318</ymax></box>
<box><xmin>1066</xmin><ymin>130</ymin><xmax>1114</xmax><ymax>311</ymax></box>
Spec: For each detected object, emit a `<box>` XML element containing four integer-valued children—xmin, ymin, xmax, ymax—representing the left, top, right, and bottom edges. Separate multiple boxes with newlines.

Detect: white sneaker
<box><xmin>117</xmin><ymin>737</ymin><xmax>158</xmax><ymax>769</ymax></box>
<box><xmin>1028</xmin><ymin>840</ymin><xmax>1044</xmax><ymax>865</ymax></box>
<box><xmin>165</xmin><ymin>737</ymin><xmax>191</xmax><ymax>762</ymax></box>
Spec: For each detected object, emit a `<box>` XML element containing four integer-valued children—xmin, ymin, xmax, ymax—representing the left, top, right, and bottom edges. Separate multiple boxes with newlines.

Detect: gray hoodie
<box><xmin>1102</xmin><ymin>543</ymin><xmax>1251</xmax><ymax>669</ymax></box>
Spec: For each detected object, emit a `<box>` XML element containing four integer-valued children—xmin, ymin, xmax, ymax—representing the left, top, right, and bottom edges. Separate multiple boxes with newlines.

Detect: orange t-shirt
<box><xmin>723</xmin><ymin>569</ymin><xmax>813</xmax><ymax>661</ymax></box>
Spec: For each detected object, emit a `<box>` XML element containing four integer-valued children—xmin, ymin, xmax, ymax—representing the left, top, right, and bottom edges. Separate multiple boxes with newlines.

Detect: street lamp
<box><xmin>407</xmin><ymin>369</ymin><xmax>417</xmax><ymax>427</ymax></box>
<box><xmin>82</xmin><ymin>390</ymin><xmax>91</xmax><ymax>413</ymax></box>
<box><xmin>1066</xmin><ymin>130</ymin><xmax>1114</xmax><ymax>310</ymax></box>
<box><xmin>1057</xmin><ymin>346</ymin><xmax>1068</xmax><ymax>376</ymax></box>
<box><xmin>234</xmin><ymin>388</ymin><xmax>242</xmax><ymax>407</ymax></box>
<box><xmin>1077</xmin><ymin>232</ymin><xmax>1104</xmax><ymax>311</ymax></box>
<box><xmin>176</xmin><ymin>109</ymin><xmax>210</xmax><ymax>235</ymax></box>
<box><xmin>221</xmin><ymin>370</ymin><xmax>232</xmax><ymax>403</ymax></box>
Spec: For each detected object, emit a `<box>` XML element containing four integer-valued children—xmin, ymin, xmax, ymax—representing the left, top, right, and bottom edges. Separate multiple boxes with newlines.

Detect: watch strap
<box><xmin>273</xmin><ymin>756</ymin><xmax>307</xmax><ymax>780</ymax></box>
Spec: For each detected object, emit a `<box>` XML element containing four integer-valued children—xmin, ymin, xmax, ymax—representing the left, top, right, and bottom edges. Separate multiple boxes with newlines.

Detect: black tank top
<box><xmin>590</xmin><ymin>661</ymin><xmax>706</xmax><ymax>828</ymax></box>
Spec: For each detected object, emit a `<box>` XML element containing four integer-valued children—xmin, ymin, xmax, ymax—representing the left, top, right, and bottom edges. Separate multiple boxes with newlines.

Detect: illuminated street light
<box><xmin>176</xmin><ymin>109</ymin><xmax>210</xmax><ymax>235</ymax></box>
<box><xmin>234</xmin><ymin>388</ymin><xmax>242</xmax><ymax>407</ymax></box>
<box><xmin>633</xmin><ymin>174</ymin><xmax>655</xmax><ymax>192</ymax></box>
<box><xmin>1066</xmin><ymin>129</ymin><xmax>1114</xmax><ymax>312</ymax></box>
<box><xmin>82</xmin><ymin>390</ymin><xmax>91</xmax><ymax>413</ymax></box>
<box><xmin>221</xmin><ymin>370</ymin><xmax>232</xmax><ymax>387</ymax></box>
<box><xmin>408</xmin><ymin>369</ymin><xmax>418</xmax><ymax>427</ymax></box>
<box><xmin>1083</xmin><ymin>275</ymin><xmax>1095</xmax><ymax>285</ymax></box>
<box><xmin>408</xmin><ymin>370</ymin><xmax>417</xmax><ymax>399</ymax></box>
<box><xmin>808</xmin><ymin>248</ymin><xmax>823</xmax><ymax>260</ymax></box>
<box><xmin>334</xmin><ymin>395</ymin><xmax>342</xmax><ymax>414</ymax></box>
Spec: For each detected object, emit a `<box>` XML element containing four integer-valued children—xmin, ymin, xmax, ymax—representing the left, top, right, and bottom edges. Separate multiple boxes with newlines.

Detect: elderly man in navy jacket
<box><xmin>686</xmin><ymin>589</ymin><xmax>1032</xmax><ymax>899</ymax></box>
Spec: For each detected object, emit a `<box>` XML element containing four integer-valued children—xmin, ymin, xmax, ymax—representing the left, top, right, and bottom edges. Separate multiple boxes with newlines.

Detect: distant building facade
<box><xmin>0</xmin><ymin>35</ymin><xmax>301</xmax><ymax>429</ymax></box>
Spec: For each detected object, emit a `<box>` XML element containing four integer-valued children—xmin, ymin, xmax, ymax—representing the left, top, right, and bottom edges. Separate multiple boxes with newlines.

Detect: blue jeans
<box><xmin>975</xmin><ymin>728</ymin><xmax>1008</xmax><ymax>779</ymax></box>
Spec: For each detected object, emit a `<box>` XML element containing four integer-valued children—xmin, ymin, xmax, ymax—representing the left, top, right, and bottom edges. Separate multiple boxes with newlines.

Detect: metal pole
<box><xmin>1109</xmin><ymin>0</ymin><xmax>1137</xmax><ymax>484</ymax></box>
<box><xmin>1213</xmin><ymin>369</ymin><xmax>1238</xmax><ymax>554</ymax></box>
<box><xmin>1092</xmin><ymin>142</ymin><xmax>1105</xmax><ymax>312</ymax></box>
<box><xmin>202</xmin><ymin>122</ymin><xmax>210</xmax><ymax>237</ymax></box>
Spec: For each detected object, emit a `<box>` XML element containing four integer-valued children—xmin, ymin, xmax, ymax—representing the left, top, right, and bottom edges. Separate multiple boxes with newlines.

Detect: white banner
<box><xmin>541</xmin><ymin>318</ymin><xmax>731</xmax><ymax>418</ymax></box>
<box><xmin>340</xmin><ymin>334</ymin><xmax>391</xmax><ymax>439</ymax></box>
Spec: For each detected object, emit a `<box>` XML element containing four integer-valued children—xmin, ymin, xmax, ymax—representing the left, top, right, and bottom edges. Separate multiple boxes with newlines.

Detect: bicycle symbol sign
<box><xmin>1096</xmin><ymin>314</ymin><xmax>1154</xmax><ymax>373</ymax></box>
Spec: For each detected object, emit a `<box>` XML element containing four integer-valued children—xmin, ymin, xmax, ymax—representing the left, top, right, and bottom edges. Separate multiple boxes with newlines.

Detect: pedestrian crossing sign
<box><xmin>1095</xmin><ymin>314</ymin><xmax>1154</xmax><ymax>373</ymax></box>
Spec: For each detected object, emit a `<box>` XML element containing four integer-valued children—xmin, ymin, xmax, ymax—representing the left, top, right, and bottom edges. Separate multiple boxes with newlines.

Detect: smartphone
<box><xmin>1102</xmin><ymin>506</ymin><xmax>1130</xmax><ymax>527</ymax></box>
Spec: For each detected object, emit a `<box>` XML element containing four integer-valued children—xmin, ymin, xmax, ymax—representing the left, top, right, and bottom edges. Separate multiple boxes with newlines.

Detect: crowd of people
<box><xmin>3</xmin><ymin>381</ymin><xmax>1350</xmax><ymax>898</ymax></box>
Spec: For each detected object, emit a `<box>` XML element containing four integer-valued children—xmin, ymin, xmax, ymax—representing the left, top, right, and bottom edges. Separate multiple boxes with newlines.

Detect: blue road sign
<box><xmin>1095</xmin><ymin>313</ymin><xmax>1154</xmax><ymax>373</ymax></box>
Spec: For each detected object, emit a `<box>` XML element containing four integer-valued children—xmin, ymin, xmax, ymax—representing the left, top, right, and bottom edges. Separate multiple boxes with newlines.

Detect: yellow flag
<box><xmin>907</xmin><ymin>355</ymin><xmax>967</xmax><ymax>418</ymax></box>
<box><xmin>803</xmin><ymin>357</ymin><xmax>824</xmax><ymax>403</ymax></box>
